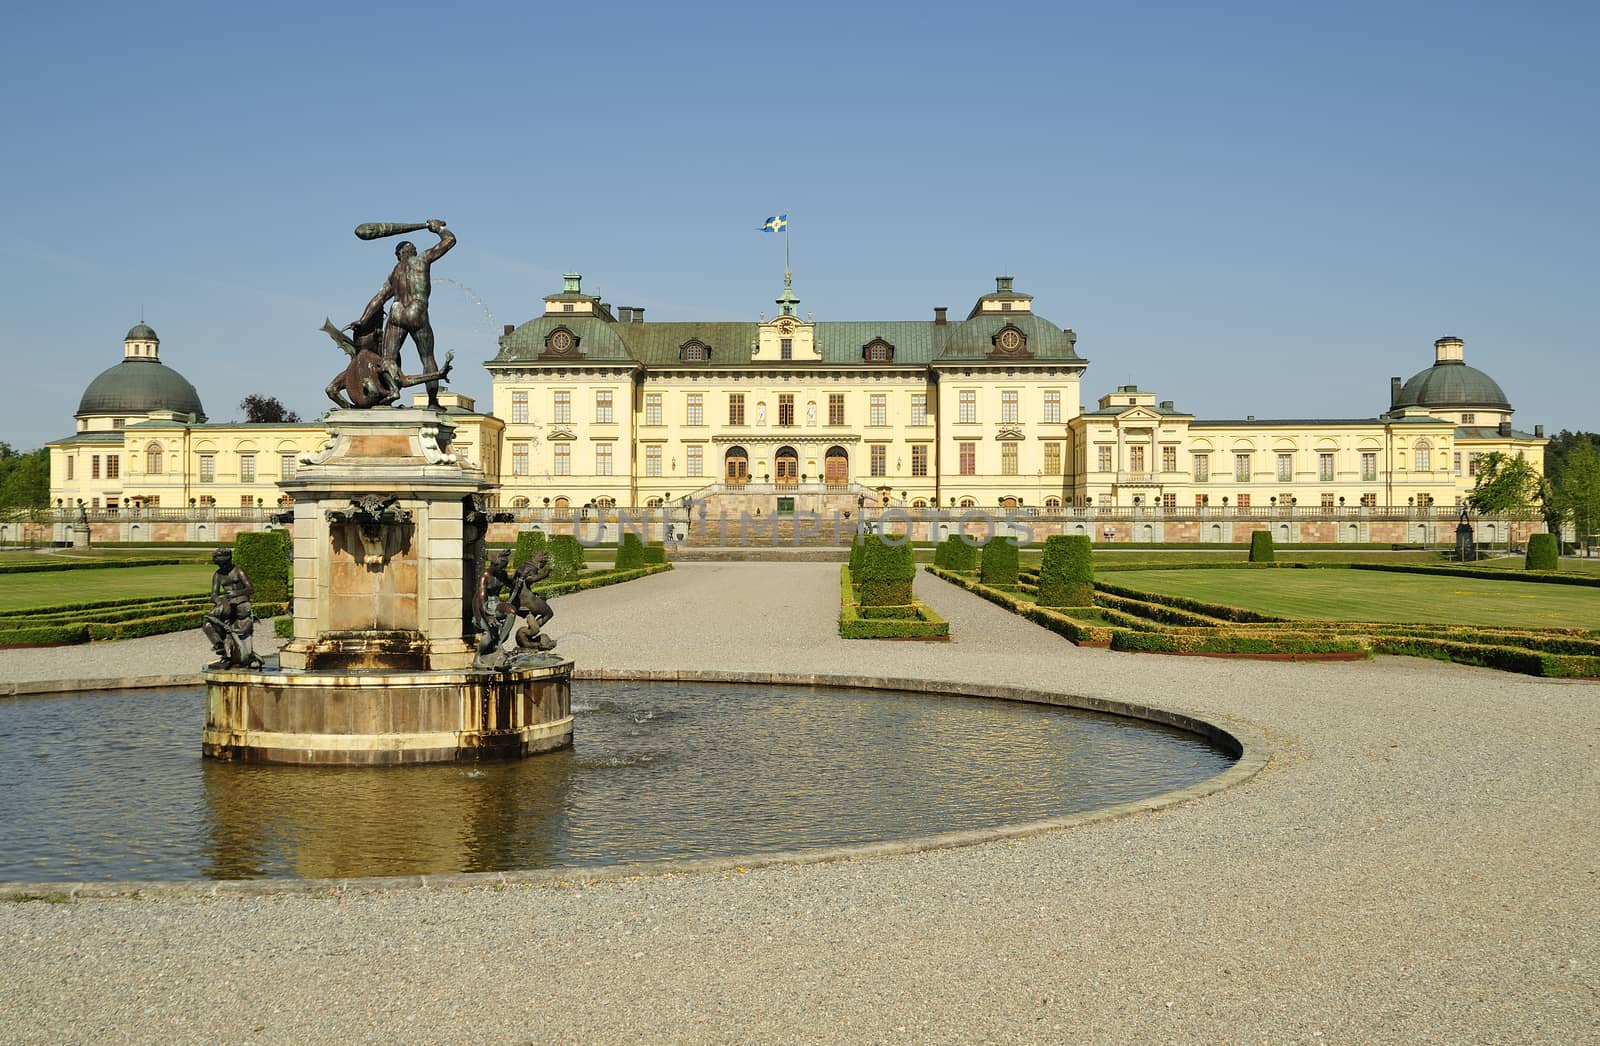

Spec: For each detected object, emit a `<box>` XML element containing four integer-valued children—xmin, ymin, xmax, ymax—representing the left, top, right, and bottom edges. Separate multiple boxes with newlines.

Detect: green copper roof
<box><xmin>76</xmin><ymin>359</ymin><xmax>206</xmax><ymax>419</ymax></box>
<box><xmin>125</xmin><ymin>322</ymin><xmax>158</xmax><ymax>341</ymax></box>
<box><xmin>1394</xmin><ymin>360</ymin><xmax>1510</xmax><ymax>411</ymax></box>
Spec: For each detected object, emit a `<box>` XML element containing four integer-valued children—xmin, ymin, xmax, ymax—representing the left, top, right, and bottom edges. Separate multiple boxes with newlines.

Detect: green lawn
<box><xmin>0</xmin><ymin>564</ymin><xmax>214</xmax><ymax>612</ymax></box>
<box><xmin>1107</xmin><ymin>568</ymin><xmax>1600</xmax><ymax>630</ymax></box>
<box><xmin>1015</xmin><ymin>548</ymin><xmax>1446</xmax><ymax>570</ymax></box>
<box><xmin>0</xmin><ymin>547</ymin><xmax>217</xmax><ymax>567</ymax></box>
<box><xmin>1468</xmin><ymin>556</ymin><xmax>1600</xmax><ymax>576</ymax></box>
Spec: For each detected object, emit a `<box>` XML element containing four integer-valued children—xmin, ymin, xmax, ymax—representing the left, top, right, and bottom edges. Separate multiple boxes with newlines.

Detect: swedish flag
<box><xmin>760</xmin><ymin>214</ymin><xmax>788</xmax><ymax>233</ymax></box>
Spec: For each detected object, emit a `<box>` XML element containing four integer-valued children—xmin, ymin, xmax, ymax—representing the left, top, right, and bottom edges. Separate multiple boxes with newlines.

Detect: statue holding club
<box><xmin>323</xmin><ymin>219</ymin><xmax>457</xmax><ymax>410</ymax></box>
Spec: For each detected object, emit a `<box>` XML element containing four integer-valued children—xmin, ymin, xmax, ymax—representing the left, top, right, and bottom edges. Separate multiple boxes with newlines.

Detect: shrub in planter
<box><xmin>547</xmin><ymin>534</ymin><xmax>587</xmax><ymax>581</ymax></box>
<box><xmin>1036</xmin><ymin>534</ymin><xmax>1094</xmax><ymax>606</ymax></box>
<box><xmin>934</xmin><ymin>534</ymin><xmax>978</xmax><ymax>572</ymax></box>
<box><xmin>1248</xmin><ymin>530</ymin><xmax>1276</xmax><ymax>563</ymax></box>
<box><xmin>1526</xmin><ymin>532</ymin><xmax>1558</xmax><ymax>571</ymax></box>
<box><xmin>979</xmin><ymin>537</ymin><xmax>1020</xmax><ymax>589</ymax></box>
<box><xmin>511</xmin><ymin>530</ymin><xmax>549</xmax><ymax>569</ymax></box>
<box><xmin>643</xmin><ymin>542</ymin><xmax>667</xmax><ymax>566</ymax></box>
<box><xmin>234</xmin><ymin>530</ymin><xmax>291</xmax><ymax>603</ymax></box>
<box><xmin>615</xmin><ymin>533</ymin><xmax>646</xmax><ymax>571</ymax></box>
<box><xmin>857</xmin><ymin>535</ymin><xmax>916</xmax><ymax>606</ymax></box>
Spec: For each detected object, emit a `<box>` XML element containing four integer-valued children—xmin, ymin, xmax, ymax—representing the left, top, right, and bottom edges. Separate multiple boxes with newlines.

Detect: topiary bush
<box><xmin>511</xmin><ymin>530</ymin><xmax>549</xmax><ymax>569</ymax></box>
<box><xmin>234</xmin><ymin>530</ymin><xmax>291</xmax><ymax>603</ymax></box>
<box><xmin>547</xmin><ymin>534</ymin><xmax>587</xmax><ymax>581</ymax></box>
<box><xmin>934</xmin><ymin>534</ymin><xmax>978</xmax><ymax>572</ymax></box>
<box><xmin>856</xmin><ymin>535</ymin><xmax>916</xmax><ymax>606</ymax></box>
<box><xmin>1248</xmin><ymin>530</ymin><xmax>1276</xmax><ymax>563</ymax></box>
<box><xmin>1526</xmin><ymin>532</ymin><xmax>1558</xmax><ymax>571</ymax></box>
<box><xmin>1036</xmin><ymin>534</ymin><xmax>1094</xmax><ymax>606</ymax></box>
<box><xmin>849</xmin><ymin>531</ymin><xmax>868</xmax><ymax>574</ymax></box>
<box><xmin>979</xmin><ymin>537</ymin><xmax>1020</xmax><ymax>589</ymax></box>
<box><xmin>615</xmin><ymin>532</ymin><xmax>646</xmax><ymax>571</ymax></box>
<box><xmin>643</xmin><ymin>542</ymin><xmax>667</xmax><ymax>565</ymax></box>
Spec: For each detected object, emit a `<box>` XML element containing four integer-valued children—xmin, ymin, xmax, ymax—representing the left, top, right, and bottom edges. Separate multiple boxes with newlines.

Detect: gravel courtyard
<box><xmin>1</xmin><ymin>562</ymin><xmax>1596</xmax><ymax>1043</ymax></box>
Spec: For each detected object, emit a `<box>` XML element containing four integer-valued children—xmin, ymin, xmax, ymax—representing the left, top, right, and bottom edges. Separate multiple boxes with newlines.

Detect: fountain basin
<box><xmin>202</xmin><ymin>657</ymin><xmax>572</xmax><ymax>764</ymax></box>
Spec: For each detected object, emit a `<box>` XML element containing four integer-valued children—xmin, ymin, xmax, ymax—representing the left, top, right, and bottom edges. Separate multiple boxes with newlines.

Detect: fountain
<box><xmin>201</xmin><ymin>220</ymin><xmax>572</xmax><ymax>765</ymax></box>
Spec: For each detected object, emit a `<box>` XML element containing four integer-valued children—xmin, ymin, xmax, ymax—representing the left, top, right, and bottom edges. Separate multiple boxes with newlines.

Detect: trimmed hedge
<box><xmin>1093</xmin><ymin>580</ymin><xmax>1288</xmax><ymax>623</ymax></box>
<box><xmin>530</xmin><ymin>562</ymin><xmax>670</xmax><ymax>598</ymax></box>
<box><xmin>643</xmin><ymin>542</ymin><xmax>668</xmax><ymax>566</ymax></box>
<box><xmin>615</xmin><ymin>533</ymin><xmax>646</xmax><ymax>572</ymax></box>
<box><xmin>0</xmin><ymin>623</ymin><xmax>91</xmax><ymax>646</ymax></box>
<box><xmin>857</xmin><ymin>535</ymin><xmax>916</xmax><ymax>607</ymax></box>
<box><xmin>0</xmin><ymin>557</ymin><xmax>192</xmax><ymax>575</ymax></box>
<box><xmin>979</xmin><ymin>537</ymin><xmax>1020</xmax><ymax>589</ymax></box>
<box><xmin>1526</xmin><ymin>533</ymin><xmax>1558</xmax><ymax>571</ymax></box>
<box><xmin>839</xmin><ymin>566</ymin><xmax>949</xmax><ymax>639</ymax></box>
<box><xmin>1248</xmin><ymin>531</ymin><xmax>1276</xmax><ymax>563</ymax></box>
<box><xmin>849</xmin><ymin>531</ymin><xmax>868</xmax><ymax>574</ymax></box>
<box><xmin>1348</xmin><ymin>563</ymin><xmax>1600</xmax><ymax>588</ymax></box>
<box><xmin>932</xmin><ymin>535</ymin><xmax>979</xmax><ymax>572</ymax></box>
<box><xmin>511</xmin><ymin>530</ymin><xmax>549</xmax><ymax>569</ymax></box>
<box><xmin>274</xmin><ymin>616</ymin><xmax>295</xmax><ymax>638</ymax></box>
<box><xmin>547</xmin><ymin>534</ymin><xmax>587</xmax><ymax>581</ymax></box>
<box><xmin>1036</xmin><ymin>535</ymin><xmax>1094</xmax><ymax>606</ymax></box>
<box><xmin>234</xmin><ymin>530</ymin><xmax>291</xmax><ymax>603</ymax></box>
<box><xmin>0</xmin><ymin>599</ymin><xmax>286</xmax><ymax>646</ymax></box>
<box><xmin>1370</xmin><ymin>635</ymin><xmax>1600</xmax><ymax>678</ymax></box>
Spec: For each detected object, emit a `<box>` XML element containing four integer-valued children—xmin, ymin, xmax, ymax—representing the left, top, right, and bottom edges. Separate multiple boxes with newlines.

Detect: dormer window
<box><xmin>862</xmin><ymin>339</ymin><xmax>894</xmax><ymax>362</ymax></box>
<box><xmin>680</xmin><ymin>339</ymin><xmax>711</xmax><ymax>362</ymax></box>
<box><xmin>988</xmin><ymin>324</ymin><xmax>1031</xmax><ymax>358</ymax></box>
<box><xmin>538</xmin><ymin>327</ymin><xmax>582</xmax><ymax>359</ymax></box>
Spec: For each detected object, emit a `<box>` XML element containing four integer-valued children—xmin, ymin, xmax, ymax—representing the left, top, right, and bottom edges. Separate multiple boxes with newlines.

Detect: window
<box><xmin>1361</xmin><ymin>492</ymin><xmax>1377</xmax><ymax>507</ymax></box>
<box><xmin>1001</xmin><ymin>390</ymin><xmax>1019</xmax><ymax>424</ymax></box>
<box><xmin>66</xmin><ymin>457</ymin><xmax>73</xmax><ymax>481</ymax></box>
<box><xmin>1097</xmin><ymin>446</ymin><xmax>1113</xmax><ymax>472</ymax></box>
<box><xmin>512</xmin><ymin>444</ymin><xmax>529</xmax><ymax>475</ymax></box>
<box><xmin>1128</xmin><ymin>445</ymin><xmax>1145</xmax><ymax>472</ymax></box>
<box><xmin>91</xmin><ymin>455</ymin><xmax>100</xmax><ymax>479</ymax></box>
<box><xmin>1276</xmin><ymin>453</ymin><xmax>1293</xmax><ymax>482</ymax></box>
<box><xmin>1001</xmin><ymin>442</ymin><xmax>1018</xmax><ymax>475</ymax></box>
<box><xmin>1461</xmin><ymin>413</ymin><xmax>1475</xmax><ymax>424</ymax></box>
<box><xmin>543</xmin><ymin>444</ymin><xmax>565</xmax><ymax>475</ymax></box>
<box><xmin>780</xmin><ymin>338</ymin><xmax>793</xmax><ymax>360</ymax></box>
<box><xmin>1418</xmin><ymin>492</ymin><xmax>1434</xmax><ymax>508</ymax></box>
<box><xmin>112</xmin><ymin>418</ymin><xmax>124</xmax><ymax>429</ymax></box>
<box><xmin>240</xmin><ymin>454</ymin><xmax>255</xmax><ymax>483</ymax></box>
<box><xmin>1322</xmin><ymin>493</ymin><xmax>1335</xmax><ymax>509</ymax></box>
<box><xmin>958</xmin><ymin>390</ymin><xmax>976</xmax><ymax>424</ymax></box>
<box><xmin>687</xmin><ymin>445</ymin><xmax>703</xmax><ymax>477</ymax></box>
<box><xmin>1044</xmin><ymin>443</ymin><xmax>1061</xmax><ymax>475</ymax></box>
<box><xmin>1361</xmin><ymin>451</ymin><xmax>1378</xmax><ymax>482</ymax></box>
<box><xmin>238</xmin><ymin>495</ymin><xmax>255</xmax><ymax>508</ymax></box>
<box><xmin>864</xmin><ymin>341</ymin><xmax>892</xmax><ymax>362</ymax></box>
<box><xmin>1162</xmin><ymin>446</ymin><xmax>1177</xmax><ymax>473</ymax></box>
<box><xmin>280</xmin><ymin>453</ymin><xmax>295</xmax><ymax>479</ymax></box>
<box><xmin>1043</xmin><ymin>391</ymin><xmax>1061</xmax><ymax>425</ymax></box>
<box><xmin>686</xmin><ymin>394</ymin><xmax>703</xmax><ymax>426</ymax></box>
<box><xmin>1414</xmin><ymin>447</ymin><xmax>1431</xmax><ymax>472</ymax></box>
<box><xmin>778</xmin><ymin>394</ymin><xmax>795</xmax><ymax>427</ymax></box>
<box><xmin>870</xmin><ymin>444</ymin><xmax>886</xmax><ymax>477</ymax></box>
<box><xmin>511</xmin><ymin>391</ymin><xmax>528</xmax><ymax>424</ymax></box>
<box><xmin>1237</xmin><ymin>493</ymin><xmax>1251</xmax><ymax>508</ymax></box>
<box><xmin>911</xmin><ymin>445</ymin><xmax>928</xmax><ymax>477</ymax></box>
<box><xmin>1193</xmin><ymin>453</ymin><xmax>1209</xmax><ymax>482</ymax></box>
<box><xmin>828</xmin><ymin>393</ymin><xmax>845</xmax><ymax>426</ymax></box>
<box><xmin>1468</xmin><ymin>452</ymin><xmax>1482</xmax><ymax>477</ymax></box>
<box><xmin>910</xmin><ymin>394</ymin><xmax>927</xmax><ymax>426</ymax></box>
<box><xmin>1317</xmin><ymin>452</ymin><xmax>1334</xmax><ymax>481</ymax></box>
<box><xmin>729</xmin><ymin>394</ymin><xmax>745</xmax><ymax>426</ymax></box>
<box><xmin>563</xmin><ymin>303</ymin><xmax>574</xmax><ymax>312</ymax></box>
<box><xmin>595</xmin><ymin>390</ymin><xmax>614</xmax><ymax>423</ymax></box>
<box><xmin>199</xmin><ymin>454</ymin><xmax>216</xmax><ymax>483</ymax></box>
<box><xmin>959</xmin><ymin>442</ymin><xmax>976</xmax><ymax>476</ymax></box>
<box><xmin>869</xmin><ymin>394</ymin><xmax>886</xmax><ymax>427</ymax></box>
<box><xmin>1195</xmin><ymin>494</ymin><xmax>1208</xmax><ymax>507</ymax></box>
<box><xmin>1453</xmin><ymin>452</ymin><xmax>1462</xmax><ymax>476</ymax></box>
<box><xmin>596</xmin><ymin>445</ymin><xmax>613</xmax><ymax>475</ymax></box>
<box><xmin>553</xmin><ymin>391</ymin><xmax>572</xmax><ymax>424</ymax></box>
<box><xmin>1234</xmin><ymin>453</ymin><xmax>1251</xmax><ymax>481</ymax></box>
<box><xmin>645</xmin><ymin>393</ymin><xmax>662</xmax><ymax>426</ymax></box>
<box><xmin>683</xmin><ymin>342</ymin><xmax>707</xmax><ymax>362</ymax></box>
<box><xmin>1162</xmin><ymin>493</ymin><xmax>1177</xmax><ymax>509</ymax></box>
<box><xmin>1045</xmin><ymin>497</ymin><xmax>1062</xmax><ymax>510</ymax></box>
<box><xmin>646</xmin><ymin>445</ymin><xmax>662</xmax><ymax>476</ymax></box>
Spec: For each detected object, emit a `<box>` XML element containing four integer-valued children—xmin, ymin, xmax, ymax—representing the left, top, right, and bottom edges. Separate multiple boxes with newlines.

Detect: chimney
<box><xmin>632</xmin><ymin>306</ymin><xmax>645</xmax><ymax>324</ymax></box>
<box><xmin>617</xmin><ymin>306</ymin><xmax>632</xmax><ymax>323</ymax></box>
<box><xmin>1390</xmin><ymin>377</ymin><xmax>1403</xmax><ymax>409</ymax></box>
<box><xmin>934</xmin><ymin>307</ymin><xmax>948</xmax><ymax>325</ymax></box>
<box><xmin>1435</xmin><ymin>335</ymin><xmax>1464</xmax><ymax>364</ymax></box>
<box><xmin>502</xmin><ymin>324</ymin><xmax>514</xmax><ymax>336</ymax></box>
<box><xmin>995</xmin><ymin>276</ymin><xmax>1014</xmax><ymax>295</ymax></box>
<box><xmin>562</xmin><ymin>273</ymin><xmax>582</xmax><ymax>294</ymax></box>
<box><xmin>1498</xmin><ymin>420</ymin><xmax>1512</xmax><ymax>437</ymax></box>
<box><xmin>1535</xmin><ymin>424</ymin><xmax>1545</xmax><ymax>438</ymax></box>
<box><xmin>1159</xmin><ymin>400</ymin><xmax>1174</xmax><ymax>410</ymax></box>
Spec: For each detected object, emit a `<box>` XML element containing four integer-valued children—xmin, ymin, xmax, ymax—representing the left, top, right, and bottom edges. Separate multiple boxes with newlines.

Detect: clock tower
<box><xmin>752</xmin><ymin>270</ymin><xmax>820</xmax><ymax>361</ymax></box>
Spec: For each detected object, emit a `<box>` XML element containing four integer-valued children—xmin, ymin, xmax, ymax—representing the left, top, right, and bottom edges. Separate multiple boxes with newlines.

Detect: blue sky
<box><xmin>3</xmin><ymin>1</ymin><xmax>1595</xmax><ymax>446</ymax></box>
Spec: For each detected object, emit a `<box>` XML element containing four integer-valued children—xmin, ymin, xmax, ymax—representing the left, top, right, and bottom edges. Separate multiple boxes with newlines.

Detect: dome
<box><xmin>1393</xmin><ymin>360</ymin><xmax>1510</xmax><ymax>411</ymax></box>
<box><xmin>125</xmin><ymin>322</ymin><xmax>159</xmax><ymax>342</ymax></box>
<box><xmin>77</xmin><ymin>359</ymin><xmax>206</xmax><ymax>419</ymax></box>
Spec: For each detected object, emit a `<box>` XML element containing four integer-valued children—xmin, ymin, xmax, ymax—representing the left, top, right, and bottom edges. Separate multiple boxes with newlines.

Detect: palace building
<box><xmin>44</xmin><ymin>275</ymin><xmax>1547</xmax><ymax>543</ymax></box>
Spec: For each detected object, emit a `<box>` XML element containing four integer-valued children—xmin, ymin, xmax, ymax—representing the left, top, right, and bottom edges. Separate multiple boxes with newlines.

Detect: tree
<box><xmin>0</xmin><ymin>443</ymin><xmax>50</xmax><ymax>510</ymax></box>
<box><xmin>1539</xmin><ymin>430</ymin><xmax>1600</xmax><ymax>536</ymax></box>
<box><xmin>240</xmin><ymin>394</ymin><xmax>300</xmax><ymax>423</ymax></box>
<box><xmin>1547</xmin><ymin>439</ymin><xmax>1600</xmax><ymax>556</ymax></box>
<box><xmin>1466</xmin><ymin>451</ymin><xmax>1542</xmax><ymax>550</ymax></box>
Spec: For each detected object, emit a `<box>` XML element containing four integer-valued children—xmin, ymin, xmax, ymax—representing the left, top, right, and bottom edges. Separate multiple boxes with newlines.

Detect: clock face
<box><xmin>997</xmin><ymin>328</ymin><xmax>1023</xmax><ymax>351</ymax></box>
<box><xmin>776</xmin><ymin>319</ymin><xmax>796</xmax><ymax>336</ymax></box>
<box><xmin>550</xmin><ymin>330</ymin><xmax>572</xmax><ymax>352</ymax></box>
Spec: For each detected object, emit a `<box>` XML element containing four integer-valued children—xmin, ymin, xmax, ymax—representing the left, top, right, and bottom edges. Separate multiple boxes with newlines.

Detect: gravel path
<box><xmin>2</xmin><ymin>562</ymin><xmax>1596</xmax><ymax>1043</ymax></box>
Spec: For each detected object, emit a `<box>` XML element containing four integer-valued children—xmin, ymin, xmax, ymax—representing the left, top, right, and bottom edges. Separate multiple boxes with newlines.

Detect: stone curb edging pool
<box><xmin>0</xmin><ymin>670</ymin><xmax>1269</xmax><ymax>901</ymax></box>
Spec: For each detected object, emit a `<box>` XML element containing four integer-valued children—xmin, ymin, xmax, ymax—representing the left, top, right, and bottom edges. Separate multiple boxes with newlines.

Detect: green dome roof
<box><xmin>76</xmin><ymin>359</ymin><xmax>205</xmax><ymax>419</ymax></box>
<box><xmin>1394</xmin><ymin>360</ymin><xmax>1510</xmax><ymax>411</ymax></box>
<box><xmin>125</xmin><ymin>322</ymin><xmax>159</xmax><ymax>342</ymax></box>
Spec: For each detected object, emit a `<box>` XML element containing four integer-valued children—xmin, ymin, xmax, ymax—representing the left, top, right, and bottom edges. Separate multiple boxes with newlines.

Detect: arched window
<box><xmin>512</xmin><ymin>497</ymin><xmax>530</xmax><ymax>508</ymax></box>
<box><xmin>553</xmin><ymin>496</ymin><xmax>571</xmax><ymax>518</ymax></box>
<box><xmin>595</xmin><ymin>496</ymin><xmax>616</xmax><ymax>510</ymax></box>
<box><xmin>959</xmin><ymin>497</ymin><xmax>976</xmax><ymax>508</ymax></box>
<box><xmin>1044</xmin><ymin>497</ymin><xmax>1062</xmax><ymax>510</ymax></box>
<box><xmin>646</xmin><ymin>497</ymin><xmax>663</xmax><ymax>508</ymax></box>
<box><xmin>146</xmin><ymin>443</ymin><xmax>163</xmax><ymax>475</ymax></box>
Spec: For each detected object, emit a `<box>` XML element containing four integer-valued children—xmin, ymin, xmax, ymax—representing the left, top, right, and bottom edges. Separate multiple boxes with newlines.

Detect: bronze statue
<box><xmin>322</xmin><ymin>219</ymin><xmax>457</xmax><ymax>409</ymax></box>
<box><xmin>472</xmin><ymin>550</ymin><xmax>557</xmax><ymax>669</ymax></box>
<box><xmin>203</xmin><ymin>548</ymin><xmax>263</xmax><ymax>670</ymax></box>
